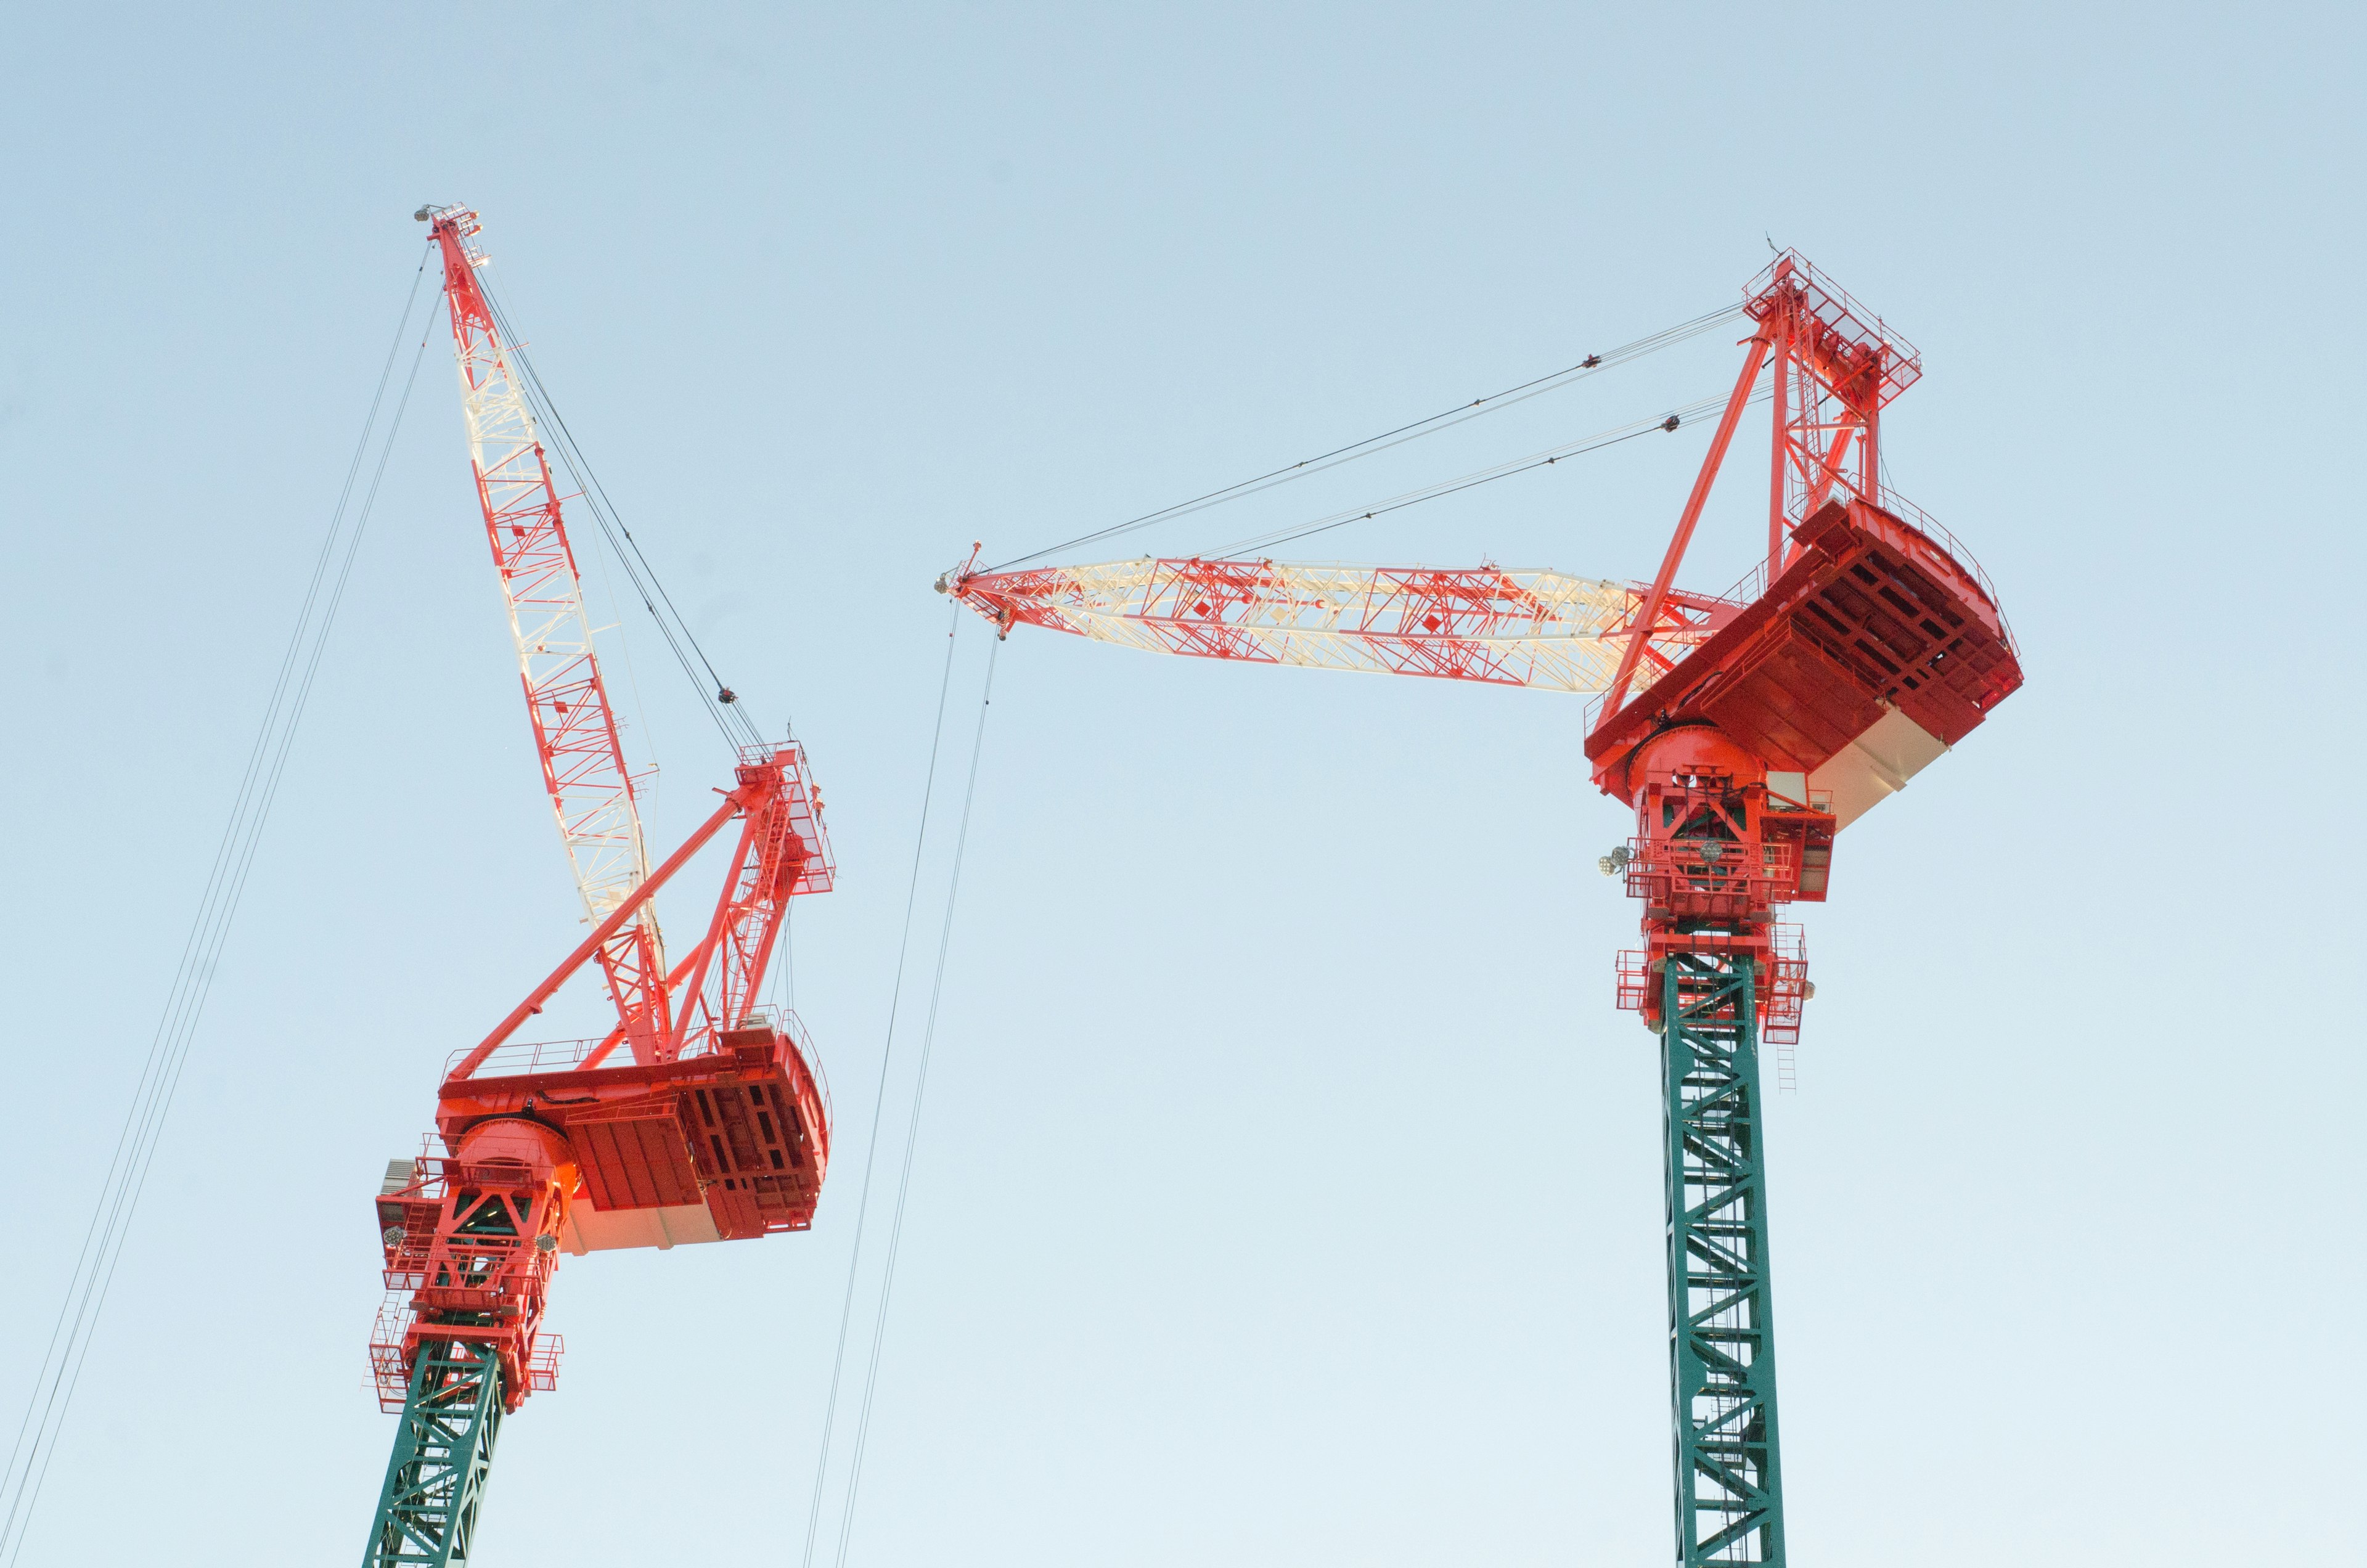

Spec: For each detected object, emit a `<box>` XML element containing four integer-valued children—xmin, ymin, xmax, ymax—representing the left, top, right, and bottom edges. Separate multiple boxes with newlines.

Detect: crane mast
<box><xmin>944</xmin><ymin>252</ymin><xmax>2022</xmax><ymax>1568</ymax></box>
<box><xmin>422</xmin><ymin>205</ymin><xmax>671</xmax><ymax>1063</ymax></box>
<box><xmin>363</xmin><ymin>208</ymin><xmax>838</xmax><ymax>1568</ymax></box>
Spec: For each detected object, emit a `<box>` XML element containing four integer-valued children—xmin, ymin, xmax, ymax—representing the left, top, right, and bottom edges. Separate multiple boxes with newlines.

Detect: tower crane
<box><xmin>941</xmin><ymin>253</ymin><xmax>2022</xmax><ymax>1567</ymax></box>
<box><xmin>362</xmin><ymin>206</ymin><xmax>837</xmax><ymax>1567</ymax></box>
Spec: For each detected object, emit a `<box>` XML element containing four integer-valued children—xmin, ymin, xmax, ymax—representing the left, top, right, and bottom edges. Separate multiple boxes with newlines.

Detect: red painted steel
<box><xmin>424</xmin><ymin>209</ymin><xmax>673</xmax><ymax>1062</ymax></box>
<box><xmin>372</xmin><ymin>207</ymin><xmax>839</xmax><ymax>1418</ymax></box>
<box><xmin>945</xmin><ymin>252</ymin><xmax>2023</xmax><ymax>1050</ymax></box>
<box><xmin>1601</xmin><ymin>331</ymin><xmax>1772</xmax><ymax>716</ymax></box>
<box><xmin>372</xmin><ymin>743</ymin><xmax>834</xmax><ymax>1411</ymax></box>
<box><xmin>1590</xmin><ymin>258</ymin><xmax>2014</xmax><ymax>1032</ymax></box>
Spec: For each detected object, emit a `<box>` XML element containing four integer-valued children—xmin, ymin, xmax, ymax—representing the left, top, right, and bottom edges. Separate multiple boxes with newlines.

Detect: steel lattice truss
<box><xmin>1661</xmin><ymin>953</ymin><xmax>1784</xmax><ymax>1566</ymax></box>
<box><xmin>426</xmin><ymin>207</ymin><xmax>671</xmax><ymax>1059</ymax></box>
<box><xmin>361</xmin><ymin>205</ymin><xmax>846</xmax><ymax>1568</ymax></box>
<box><xmin>1754</xmin><ymin>253</ymin><xmax>1920</xmax><ymax>545</ymax></box>
<box><xmin>365</xmin><ymin>1339</ymin><xmax>504</xmax><ymax>1567</ymax></box>
<box><xmin>947</xmin><ymin>556</ymin><xmax>1737</xmax><ymax>696</ymax></box>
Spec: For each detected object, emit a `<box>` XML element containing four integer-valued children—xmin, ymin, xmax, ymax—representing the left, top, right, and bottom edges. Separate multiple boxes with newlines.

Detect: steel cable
<box><xmin>798</xmin><ymin>606</ymin><xmax>966</xmax><ymax>1568</ymax></box>
<box><xmin>473</xmin><ymin>277</ymin><xmax>767</xmax><ymax>751</ymax></box>
<box><xmin>985</xmin><ymin>303</ymin><xmax>1745</xmax><ymax>571</ymax></box>
<box><xmin>830</xmin><ymin>631</ymin><xmax>1000</xmax><ymax>1568</ymax></box>
<box><xmin>0</xmin><ymin>262</ymin><xmax>439</xmax><ymax>1566</ymax></box>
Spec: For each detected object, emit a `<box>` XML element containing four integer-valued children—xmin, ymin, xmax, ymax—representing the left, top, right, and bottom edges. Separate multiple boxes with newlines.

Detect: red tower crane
<box><xmin>942</xmin><ymin>253</ymin><xmax>2022</xmax><ymax>1567</ymax></box>
<box><xmin>361</xmin><ymin>206</ymin><xmax>837</xmax><ymax>1567</ymax></box>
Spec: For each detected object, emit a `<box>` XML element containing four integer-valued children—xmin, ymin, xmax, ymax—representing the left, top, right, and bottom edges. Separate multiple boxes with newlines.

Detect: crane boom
<box><xmin>422</xmin><ymin>205</ymin><xmax>671</xmax><ymax>1061</ymax></box>
<box><xmin>942</xmin><ymin>555</ymin><xmax>1739</xmax><ymax>697</ymax></box>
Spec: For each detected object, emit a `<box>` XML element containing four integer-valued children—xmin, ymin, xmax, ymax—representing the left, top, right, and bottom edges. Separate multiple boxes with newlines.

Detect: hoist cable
<box><xmin>831</xmin><ymin>632</ymin><xmax>1000</xmax><ymax>1568</ymax></box>
<box><xmin>0</xmin><ymin>261</ymin><xmax>438</xmax><ymax>1566</ymax></box>
<box><xmin>475</xmin><ymin>277</ymin><xmax>765</xmax><ymax>749</ymax></box>
<box><xmin>798</xmin><ymin>607</ymin><xmax>965</xmax><ymax>1568</ymax></box>
<box><xmin>986</xmin><ymin>303</ymin><xmax>1745</xmax><ymax>571</ymax></box>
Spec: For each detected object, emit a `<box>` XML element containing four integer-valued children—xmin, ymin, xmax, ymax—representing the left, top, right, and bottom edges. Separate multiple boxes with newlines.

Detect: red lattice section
<box><xmin>1744</xmin><ymin>250</ymin><xmax>1922</xmax><ymax>412</ymax></box>
<box><xmin>1624</xmin><ymin>837</ymin><xmax>1797</xmax><ymax>920</ymax></box>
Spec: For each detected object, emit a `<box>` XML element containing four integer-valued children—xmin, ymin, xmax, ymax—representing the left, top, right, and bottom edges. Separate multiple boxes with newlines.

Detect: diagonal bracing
<box><xmin>1660</xmin><ymin>952</ymin><xmax>1785</xmax><ymax>1566</ymax></box>
<box><xmin>363</xmin><ymin>1339</ymin><xmax>504</xmax><ymax>1568</ymax></box>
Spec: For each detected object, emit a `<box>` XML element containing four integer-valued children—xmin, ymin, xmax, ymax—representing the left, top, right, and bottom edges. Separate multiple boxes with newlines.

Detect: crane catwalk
<box><xmin>947</xmin><ymin>253</ymin><xmax>2024</xmax><ymax>1566</ymax></box>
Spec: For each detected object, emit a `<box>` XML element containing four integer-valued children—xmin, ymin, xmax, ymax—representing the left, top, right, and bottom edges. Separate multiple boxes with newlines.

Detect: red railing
<box><xmin>1624</xmin><ymin>837</ymin><xmax>1797</xmax><ymax>915</ymax></box>
<box><xmin>1761</xmin><ymin>925</ymin><xmax>1810</xmax><ymax>1048</ymax></box>
<box><xmin>525</xmin><ymin>1334</ymin><xmax>564</xmax><ymax>1394</ymax></box>
<box><xmin>442</xmin><ymin>1003</ymin><xmax>824</xmax><ymax>1081</ymax></box>
<box><xmin>1706</xmin><ymin>487</ymin><xmax>2014</xmax><ymax>648</ymax></box>
<box><xmin>1744</xmin><ymin>251</ymin><xmax>1923</xmax><ymax>408</ymax></box>
<box><xmin>367</xmin><ymin>1295</ymin><xmax>414</xmax><ymax>1410</ymax></box>
<box><xmin>1616</xmin><ymin>949</ymin><xmax>1652</xmax><ymax>1013</ymax></box>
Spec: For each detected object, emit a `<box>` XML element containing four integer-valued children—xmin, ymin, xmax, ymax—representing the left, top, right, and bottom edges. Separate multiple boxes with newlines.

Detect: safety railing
<box><xmin>1701</xmin><ymin>488</ymin><xmax>2019</xmax><ymax>656</ymax></box>
<box><xmin>1760</xmin><ymin>925</ymin><xmax>1810</xmax><ymax>1051</ymax></box>
<box><xmin>367</xmin><ymin>1304</ymin><xmax>564</xmax><ymax>1407</ymax></box>
<box><xmin>1624</xmin><ymin>837</ymin><xmax>1797</xmax><ymax>914</ymax></box>
<box><xmin>1744</xmin><ymin>250</ymin><xmax>1923</xmax><ymax>406</ymax></box>
<box><xmin>443</xmin><ymin>1005</ymin><xmax>825</xmax><ymax>1082</ymax></box>
<box><xmin>1874</xmin><ymin>487</ymin><xmax>2009</xmax><ymax>616</ymax></box>
<box><xmin>525</xmin><ymin>1334</ymin><xmax>564</xmax><ymax>1394</ymax></box>
<box><xmin>1615</xmin><ymin>949</ymin><xmax>1652</xmax><ymax>1014</ymax></box>
<box><xmin>443</xmin><ymin>1034</ymin><xmax>601</xmax><ymax>1079</ymax></box>
<box><xmin>367</xmin><ymin>1294</ymin><xmax>415</xmax><ymax>1411</ymax></box>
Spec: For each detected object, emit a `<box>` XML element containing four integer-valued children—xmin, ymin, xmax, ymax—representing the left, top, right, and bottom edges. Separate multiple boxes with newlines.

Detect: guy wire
<box><xmin>799</xmin><ymin>605</ymin><xmax>966</xmax><ymax>1568</ymax></box>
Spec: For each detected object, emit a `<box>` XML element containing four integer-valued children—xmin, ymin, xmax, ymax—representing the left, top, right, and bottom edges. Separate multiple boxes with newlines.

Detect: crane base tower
<box><xmin>1660</xmin><ymin>953</ymin><xmax>1783</xmax><ymax>1563</ymax></box>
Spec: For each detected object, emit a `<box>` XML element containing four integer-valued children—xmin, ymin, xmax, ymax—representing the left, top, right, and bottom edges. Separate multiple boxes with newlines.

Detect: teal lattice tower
<box><xmin>364</xmin><ymin>1339</ymin><xmax>504</xmax><ymax>1567</ymax></box>
<box><xmin>1661</xmin><ymin>951</ymin><xmax>1783</xmax><ymax>1565</ymax></box>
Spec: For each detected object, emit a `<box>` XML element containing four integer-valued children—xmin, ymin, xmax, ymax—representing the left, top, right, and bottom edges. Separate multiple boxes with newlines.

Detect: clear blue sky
<box><xmin>2</xmin><ymin>4</ymin><xmax>2359</xmax><ymax>1564</ymax></box>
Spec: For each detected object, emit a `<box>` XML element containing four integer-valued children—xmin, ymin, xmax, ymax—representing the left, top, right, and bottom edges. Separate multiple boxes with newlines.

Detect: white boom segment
<box><xmin>944</xmin><ymin>556</ymin><xmax>1736</xmax><ymax>695</ymax></box>
<box><xmin>426</xmin><ymin>206</ymin><xmax>669</xmax><ymax>1051</ymax></box>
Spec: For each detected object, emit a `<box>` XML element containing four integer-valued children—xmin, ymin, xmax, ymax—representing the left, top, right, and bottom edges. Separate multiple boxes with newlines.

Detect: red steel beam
<box><xmin>1597</xmin><ymin>328</ymin><xmax>1772</xmax><ymax>723</ymax></box>
<box><xmin>448</xmin><ymin>788</ymin><xmax>748</xmax><ymax>1081</ymax></box>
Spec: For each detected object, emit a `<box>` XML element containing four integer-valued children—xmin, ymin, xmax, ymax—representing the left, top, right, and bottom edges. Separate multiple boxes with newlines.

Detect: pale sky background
<box><xmin>2</xmin><ymin>5</ymin><xmax>2360</xmax><ymax>1566</ymax></box>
